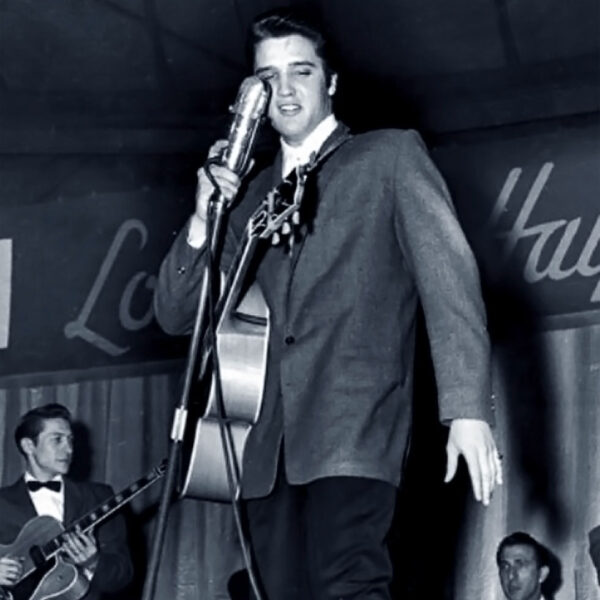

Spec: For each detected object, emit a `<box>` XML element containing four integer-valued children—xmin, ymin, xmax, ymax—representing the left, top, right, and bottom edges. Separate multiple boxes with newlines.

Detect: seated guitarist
<box><xmin>0</xmin><ymin>403</ymin><xmax>133</xmax><ymax>600</ymax></box>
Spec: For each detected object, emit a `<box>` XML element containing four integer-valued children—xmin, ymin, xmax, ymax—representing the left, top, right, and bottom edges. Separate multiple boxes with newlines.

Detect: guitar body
<box><xmin>1</xmin><ymin>516</ymin><xmax>89</xmax><ymax>600</ymax></box>
<box><xmin>179</xmin><ymin>163</ymin><xmax>315</xmax><ymax>503</ymax></box>
<box><xmin>181</xmin><ymin>282</ymin><xmax>270</xmax><ymax>502</ymax></box>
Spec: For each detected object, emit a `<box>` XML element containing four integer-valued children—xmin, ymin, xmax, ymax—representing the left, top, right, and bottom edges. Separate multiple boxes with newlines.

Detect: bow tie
<box><xmin>27</xmin><ymin>480</ymin><xmax>62</xmax><ymax>493</ymax></box>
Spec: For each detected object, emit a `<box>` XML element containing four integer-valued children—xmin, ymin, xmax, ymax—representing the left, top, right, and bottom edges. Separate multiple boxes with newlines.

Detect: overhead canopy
<box><xmin>1</xmin><ymin>0</ymin><xmax>598</xmax><ymax>152</ymax></box>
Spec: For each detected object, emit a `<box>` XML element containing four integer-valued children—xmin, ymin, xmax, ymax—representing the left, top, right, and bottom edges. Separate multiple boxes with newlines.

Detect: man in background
<box><xmin>497</xmin><ymin>532</ymin><xmax>551</xmax><ymax>600</ymax></box>
<box><xmin>0</xmin><ymin>403</ymin><xmax>133</xmax><ymax>600</ymax></box>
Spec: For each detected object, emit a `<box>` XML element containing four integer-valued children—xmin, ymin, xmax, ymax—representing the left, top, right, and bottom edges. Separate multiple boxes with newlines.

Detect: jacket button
<box><xmin>285</xmin><ymin>335</ymin><xmax>295</xmax><ymax>345</ymax></box>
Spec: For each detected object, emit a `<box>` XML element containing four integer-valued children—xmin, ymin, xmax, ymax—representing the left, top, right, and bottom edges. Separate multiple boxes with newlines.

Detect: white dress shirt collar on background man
<box><xmin>24</xmin><ymin>472</ymin><xmax>64</xmax><ymax>522</ymax></box>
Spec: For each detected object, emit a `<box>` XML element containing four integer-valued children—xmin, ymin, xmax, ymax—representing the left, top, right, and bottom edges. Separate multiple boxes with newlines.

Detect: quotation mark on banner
<box><xmin>0</xmin><ymin>239</ymin><xmax>12</xmax><ymax>349</ymax></box>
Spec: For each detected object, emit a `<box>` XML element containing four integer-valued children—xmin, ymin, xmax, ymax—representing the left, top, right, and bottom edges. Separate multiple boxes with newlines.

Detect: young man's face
<box><xmin>498</xmin><ymin>544</ymin><xmax>548</xmax><ymax>600</ymax></box>
<box><xmin>21</xmin><ymin>418</ymin><xmax>74</xmax><ymax>480</ymax></box>
<box><xmin>254</xmin><ymin>34</ymin><xmax>336</xmax><ymax>147</ymax></box>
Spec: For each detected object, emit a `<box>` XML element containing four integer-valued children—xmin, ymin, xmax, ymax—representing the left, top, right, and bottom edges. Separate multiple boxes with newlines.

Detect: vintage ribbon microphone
<box><xmin>141</xmin><ymin>76</ymin><xmax>270</xmax><ymax>600</ymax></box>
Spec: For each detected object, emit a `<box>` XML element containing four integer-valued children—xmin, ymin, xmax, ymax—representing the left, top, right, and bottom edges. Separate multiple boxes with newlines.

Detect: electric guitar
<box><xmin>179</xmin><ymin>165</ymin><xmax>310</xmax><ymax>502</ymax></box>
<box><xmin>0</xmin><ymin>461</ymin><xmax>166</xmax><ymax>600</ymax></box>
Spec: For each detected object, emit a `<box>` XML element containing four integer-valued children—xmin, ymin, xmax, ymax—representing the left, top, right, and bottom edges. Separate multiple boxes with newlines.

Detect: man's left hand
<box><xmin>444</xmin><ymin>418</ymin><xmax>503</xmax><ymax>505</ymax></box>
<box><xmin>62</xmin><ymin>527</ymin><xmax>99</xmax><ymax>569</ymax></box>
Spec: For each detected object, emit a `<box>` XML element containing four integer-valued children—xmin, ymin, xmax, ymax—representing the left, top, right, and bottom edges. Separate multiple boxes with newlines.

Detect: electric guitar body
<box><xmin>2</xmin><ymin>517</ymin><xmax>89</xmax><ymax>600</ymax></box>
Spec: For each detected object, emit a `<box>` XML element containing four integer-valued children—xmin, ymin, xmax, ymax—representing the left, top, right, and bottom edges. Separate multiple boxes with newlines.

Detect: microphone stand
<box><xmin>141</xmin><ymin>193</ymin><xmax>229</xmax><ymax>600</ymax></box>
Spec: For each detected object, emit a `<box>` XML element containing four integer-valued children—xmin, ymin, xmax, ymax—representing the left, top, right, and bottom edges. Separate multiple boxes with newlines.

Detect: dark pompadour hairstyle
<box><xmin>496</xmin><ymin>531</ymin><xmax>550</xmax><ymax>568</ymax></box>
<box><xmin>248</xmin><ymin>7</ymin><xmax>338</xmax><ymax>83</ymax></box>
<box><xmin>15</xmin><ymin>403</ymin><xmax>72</xmax><ymax>455</ymax></box>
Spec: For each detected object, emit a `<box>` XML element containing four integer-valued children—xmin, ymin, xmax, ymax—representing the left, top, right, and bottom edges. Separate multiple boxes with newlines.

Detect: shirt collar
<box><xmin>280</xmin><ymin>114</ymin><xmax>338</xmax><ymax>177</ymax></box>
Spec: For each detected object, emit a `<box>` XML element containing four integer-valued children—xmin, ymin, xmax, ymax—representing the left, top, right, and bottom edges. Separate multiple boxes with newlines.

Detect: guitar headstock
<box><xmin>249</xmin><ymin>164</ymin><xmax>309</xmax><ymax>245</ymax></box>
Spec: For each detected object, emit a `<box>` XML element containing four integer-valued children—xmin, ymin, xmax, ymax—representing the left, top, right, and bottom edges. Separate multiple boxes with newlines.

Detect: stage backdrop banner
<box><xmin>0</xmin><ymin>189</ymin><xmax>192</xmax><ymax>383</ymax></box>
<box><xmin>433</xmin><ymin>116</ymin><xmax>600</xmax><ymax>333</ymax></box>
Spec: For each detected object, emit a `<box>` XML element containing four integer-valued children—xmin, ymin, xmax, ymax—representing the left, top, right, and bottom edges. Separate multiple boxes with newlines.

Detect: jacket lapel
<box><xmin>286</xmin><ymin>123</ymin><xmax>352</xmax><ymax>281</ymax></box>
<box><xmin>63</xmin><ymin>478</ymin><xmax>84</xmax><ymax>526</ymax></box>
<box><xmin>9</xmin><ymin>477</ymin><xmax>38</xmax><ymax>521</ymax></box>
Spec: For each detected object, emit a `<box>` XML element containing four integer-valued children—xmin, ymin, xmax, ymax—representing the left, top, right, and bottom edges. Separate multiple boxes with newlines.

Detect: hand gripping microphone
<box><xmin>221</xmin><ymin>75</ymin><xmax>271</xmax><ymax>176</ymax></box>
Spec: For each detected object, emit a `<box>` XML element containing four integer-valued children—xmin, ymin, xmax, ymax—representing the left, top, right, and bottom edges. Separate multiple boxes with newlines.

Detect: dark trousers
<box><xmin>242</xmin><ymin>466</ymin><xmax>397</xmax><ymax>600</ymax></box>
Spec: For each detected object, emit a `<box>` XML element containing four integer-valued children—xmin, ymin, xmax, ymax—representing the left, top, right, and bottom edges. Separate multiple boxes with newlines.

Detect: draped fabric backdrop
<box><xmin>452</xmin><ymin>325</ymin><xmax>600</xmax><ymax>600</ymax></box>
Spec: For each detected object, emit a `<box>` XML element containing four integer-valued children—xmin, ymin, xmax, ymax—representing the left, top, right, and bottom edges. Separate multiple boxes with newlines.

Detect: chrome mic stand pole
<box><xmin>140</xmin><ymin>196</ymin><xmax>229</xmax><ymax>600</ymax></box>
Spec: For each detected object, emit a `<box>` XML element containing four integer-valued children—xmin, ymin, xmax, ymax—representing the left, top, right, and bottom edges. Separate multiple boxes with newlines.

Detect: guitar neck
<box><xmin>42</xmin><ymin>462</ymin><xmax>166</xmax><ymax>560</ymax></box>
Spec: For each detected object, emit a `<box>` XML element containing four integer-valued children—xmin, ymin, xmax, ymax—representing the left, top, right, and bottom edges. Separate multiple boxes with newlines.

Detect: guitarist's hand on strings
<box><xmin>0</xmin><ymin>556</ymin><xmax>23</xmax><ymax>586</ymax></box>
<box><xmin>61</xmin><ymin>526</ymin><xmax>99</xmax><ymax>570</ymax></box>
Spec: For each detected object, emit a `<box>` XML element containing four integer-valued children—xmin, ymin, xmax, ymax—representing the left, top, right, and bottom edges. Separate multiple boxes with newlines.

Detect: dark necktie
<box><xmin>27</xmin><ymin>480</ymin><xmax>62</xmax><ymax>493</ymax></box>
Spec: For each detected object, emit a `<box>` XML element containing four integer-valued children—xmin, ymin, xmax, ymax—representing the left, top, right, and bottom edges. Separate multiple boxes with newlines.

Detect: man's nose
<box><xmin>277</xmin><ymin>74</ymin><xmax>294</xmax><ymax>96</ymax></box>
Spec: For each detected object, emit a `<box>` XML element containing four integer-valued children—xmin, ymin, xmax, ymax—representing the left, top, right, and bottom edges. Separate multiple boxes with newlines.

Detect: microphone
<box><xmin>221</xmin><ymin>75</ymin><xmax>270</xmax><ymax>176</ymax></box>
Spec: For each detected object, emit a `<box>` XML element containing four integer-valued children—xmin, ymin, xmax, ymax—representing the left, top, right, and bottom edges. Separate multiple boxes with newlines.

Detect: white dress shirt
<box><xmin>280</xmin><ymin>113</ymin><xmax>338</xmax><ymax>178</ymax></box>
<box><xmin>24</xmin><ymin>472</ymin><xmax>64</xmax><ymax>522</ymax></box>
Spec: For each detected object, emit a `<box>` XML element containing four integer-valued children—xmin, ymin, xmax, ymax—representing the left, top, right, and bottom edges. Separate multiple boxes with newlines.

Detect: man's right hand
<box><xmin>195</xmin><ymin>140</ymin><xmax>243</xmax><ymax>221</ymax></box>
<box><xmin>0</xmin><ymin>556</ymin><xmax>23</xmax><ymax>587</ymax></box>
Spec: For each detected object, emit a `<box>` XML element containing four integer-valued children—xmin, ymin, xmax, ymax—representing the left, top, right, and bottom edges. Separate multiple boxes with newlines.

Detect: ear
<box><xmin>539</xmin><ymin>565</ymin><xmax>550</xmax><ymax>583</ymax></box>
<box><xmin>20</xmin><ymin>437</ymin><xmax>35</xmax><ymax>457</ymax></box>
<box><xmin>327</xmin><ymin>73</ymin><xmax>338</xmax><ymax>97</ymax></box>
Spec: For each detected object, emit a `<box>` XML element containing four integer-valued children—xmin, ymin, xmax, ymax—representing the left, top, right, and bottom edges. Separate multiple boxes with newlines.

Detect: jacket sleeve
<box><xmin>392</xmin><ymin>130</ymin><xmax>494</xmax><ymax>425</ymax></box>
<box><xmin>153</xmin><ymin>215</ymin><xmax>243</xmax><ymax>336</ymax></box>
<box><xmin>88</xmin><ymin>484</ymin><xmax>133</xmax><ymax>594</ymax></box>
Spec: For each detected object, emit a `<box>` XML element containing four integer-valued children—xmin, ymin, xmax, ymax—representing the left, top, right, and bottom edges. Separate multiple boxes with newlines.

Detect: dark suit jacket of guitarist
<box><xmin>154</xmin><ymin>124</ymin><xmax>496</xmax><ymax>499</ymax></box>
<box><xmin>0</xmin><ymin>477</ymin><xmax>133</xmax><ymax>600</ymax></box>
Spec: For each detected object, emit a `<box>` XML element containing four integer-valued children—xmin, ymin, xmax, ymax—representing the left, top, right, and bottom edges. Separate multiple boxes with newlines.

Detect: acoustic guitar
<box><xmin>179</xmin><ymin>165</ymin><xmax>309</xmax><ymax>502</ymax></box>
<box><xmin>0</xmin><ymin>461</ymin><xmax>166</xmax><ymax>600</ymax></box>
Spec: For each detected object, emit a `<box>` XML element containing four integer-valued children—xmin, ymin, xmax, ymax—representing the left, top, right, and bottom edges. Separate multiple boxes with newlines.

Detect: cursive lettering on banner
<box><xmin>64</xmin><ymin>219</ymin><xmax>155</xmax><ymax>356</ymax></box>
<box><xmin>490</xmin><ymin>162</ymin><xmax>600</xmax><ymax>305</ymax></box>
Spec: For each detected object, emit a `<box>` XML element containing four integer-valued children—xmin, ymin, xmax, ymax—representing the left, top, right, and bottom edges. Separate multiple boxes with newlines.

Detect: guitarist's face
<box><xmin>23</xmin><ymin>418</ymin><xmax>74</xmax><ymax>480</ymax></box>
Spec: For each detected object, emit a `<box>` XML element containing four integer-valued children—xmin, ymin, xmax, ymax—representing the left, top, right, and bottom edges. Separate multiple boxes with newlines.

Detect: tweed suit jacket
<box><xmin>154</xmin><ymin>124</ymin><xmax>494</xmax><ymax>499</ymax></box>
<box><xmin>0</xmin><ymin>477</ymin><xmax>133</xmax><ymax>599</ymax></box>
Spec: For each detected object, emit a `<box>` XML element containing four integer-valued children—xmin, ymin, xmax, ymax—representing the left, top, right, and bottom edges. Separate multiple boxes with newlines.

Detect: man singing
<box><xmin>154</xmin><ymin>8</ymin><xmax>503</xmax><ymax>598</ymax></box>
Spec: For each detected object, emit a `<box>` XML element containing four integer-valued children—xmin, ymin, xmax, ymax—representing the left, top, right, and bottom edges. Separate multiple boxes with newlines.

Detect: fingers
<box><xmin>195</xmin><ymin>163</ymin><xmax>241</xmax><ymax>220</ymax></box>
<box><xmin>204</xmin><ymin>164</ymin><xmax>242</xmax><ymax>201</ymax></box>
<box><xmin>444</xmin><ymin>444</ymin><xmax>458</xmax><ymax>484</ymax></box>
<box><xmin>470</xmin><ymin>436</ymin><xmax>503</xmax><ymax>506</ymax></box>
<box><xmin>61</xmin><ymin>528</ymin><xmax>98</xmax><ymax>566</ymax></box>
<box><xmin>0</xmin><ymin>557</ymin><xmax>24</xmax><ymax>585</ymax></box>
<box><xmin>445</xmin><ymin>418</ymin><xmax>503</xmax><ymax>507</ymax></box>
<box><xmin>207</xmin><ymin>139</ymin><xmax>228</xmax><ymax>160</ymax></box>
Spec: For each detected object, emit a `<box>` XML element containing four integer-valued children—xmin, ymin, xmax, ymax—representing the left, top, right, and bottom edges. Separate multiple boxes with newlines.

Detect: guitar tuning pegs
<box><xmin>292</xmin><ymin>211</ymin><xmax>301</xmax><ymax>225</ymax></box>
<box><xmin>281</xmin><ymin>221</ymin><xmax>291</xmax><ymax>235</ymax></box>
<box><xmin>271</xmin><ymin>232</ymin><xmax>281</xmax><ymax>245</ymax></box>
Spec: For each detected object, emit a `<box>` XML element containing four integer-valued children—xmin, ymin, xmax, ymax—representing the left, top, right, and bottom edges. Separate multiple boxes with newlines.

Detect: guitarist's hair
<box><xmin>14</xmin><ymin>403</ymin><xmax>73</xmax><ymax>455</ymax></box>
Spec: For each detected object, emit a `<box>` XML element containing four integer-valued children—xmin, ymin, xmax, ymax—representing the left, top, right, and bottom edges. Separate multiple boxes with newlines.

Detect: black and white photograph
<box><xmin>0</xmin><ymin>1</ymin><xmax>599</xmax><ymax>598</ymax></box>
